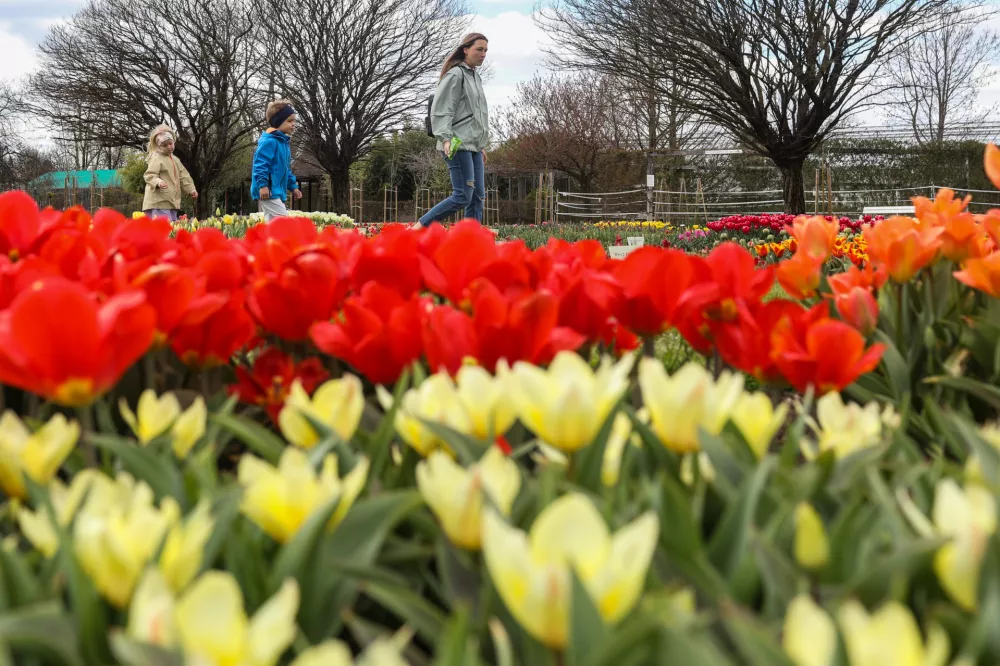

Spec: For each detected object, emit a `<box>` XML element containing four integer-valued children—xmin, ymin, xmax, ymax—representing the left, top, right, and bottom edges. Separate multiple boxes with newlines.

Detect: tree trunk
<box><xmin>778</xmin><ymin>159</ymin><xmax>807</xmax><ymax>215</ymax></box>
<box><xmin>329</xmin><ymin>168</ymin><xmax>350</xmax><ymax>215</ymax></box>
<box><xmin>190</xmin><ymin>175</ymin><xmax>209</xmax><ymax>218</ymax></box>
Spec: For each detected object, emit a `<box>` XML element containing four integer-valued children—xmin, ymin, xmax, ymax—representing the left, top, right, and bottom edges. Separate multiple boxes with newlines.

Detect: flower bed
<box><xmin>2</xmin><ymin>144</ymin><xmax>1000</xmax><ymax>666</ymax></box>
<box><xmin>148</xmin><ymin>209</ymin><xmax>356</xmax><ymax>238</ymax></box>
<box><xmin>706</xmin><ymin>212</ymin><xmax>883</xmax><ymax>237</ymax></box>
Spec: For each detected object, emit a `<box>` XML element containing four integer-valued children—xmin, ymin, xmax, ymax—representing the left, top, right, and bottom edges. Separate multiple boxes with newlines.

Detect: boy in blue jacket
<box><xmin>251</xmin><ymin>99</ymin><xmax>302</xmax><ymax>220</ymax></box>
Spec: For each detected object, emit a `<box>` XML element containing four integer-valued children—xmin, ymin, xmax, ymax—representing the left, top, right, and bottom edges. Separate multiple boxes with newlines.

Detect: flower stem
<box><xmin>76</xmin><ymin>406</ymin><xmax>98</xmax><ymax>469</ymax></box>
<box><xmin>895</xmin><ymin>281</ymin><xmax>905</xmax><ymax>350</ymax></box>
<box><xmin>143</xmin><ymin>350</ymin><xmax>156</xmax><ymax>392</ymax></box>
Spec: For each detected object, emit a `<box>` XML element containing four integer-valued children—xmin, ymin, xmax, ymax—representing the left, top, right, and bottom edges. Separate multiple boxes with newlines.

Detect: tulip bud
<box><xmin>834</xmin><ymin>286</ymin><xmax>879</xmax><ymax>336</ymax></box>
<box><xmin>794</xmin><ymin>502</ymin><xmax>830</xmax><ymax>570</ymax></box>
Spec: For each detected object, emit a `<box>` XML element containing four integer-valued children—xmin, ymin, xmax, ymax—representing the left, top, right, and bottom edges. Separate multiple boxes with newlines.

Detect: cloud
<box><xmin>0</xmin><ymin>0</ymin><xmax>84</xmax><ymax>45</ymax></box>
<box><xmin>0</xmin><ymin>20</ymin><xmax>40</xmax><ymax>83</ymax></box>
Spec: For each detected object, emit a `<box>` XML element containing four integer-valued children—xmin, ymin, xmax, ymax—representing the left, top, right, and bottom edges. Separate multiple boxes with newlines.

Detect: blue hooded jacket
<box><xmin>251</xmin><ymin>129</ymin><xmax>298</xmax><ymax>201</ymax></box>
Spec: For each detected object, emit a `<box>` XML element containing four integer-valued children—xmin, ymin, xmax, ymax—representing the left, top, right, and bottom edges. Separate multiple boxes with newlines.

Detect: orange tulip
<box><xmin>913</xmin><ymin>187</ymin><xmax>971</xmax><ymax>224</ymax></box>
<box><xmin>828</xmin><ymin>263</ymin><xmax>888</xmax><ymax>296</ymax></box>
<box><xmin>913</xmin><ymin>189</ymin><xmax>982</xmax><ymax>262</ymax></box>
<box><xmin>954</xmin><ymin>251</ymin><xmax>1000</xmax><ymax>298</ymax></box>
<box><xmin>776</xmin><ymin>251</ymin><xmax>824</xmax><ymax>300</ymax></box>
<box><xmin>984</xmin><ymin>144</ymin><xmax>1000</xmax><ymax>190</ymax></box>
<box><xmin>787</xmin><ymin>216</ymin><xmax>839</xmax><ymax>261</ymax></box>
<box><xmin>834</xmin><ymin>286</ymin><xmax>879</xmax><ymax>336</ymax></box>
<box><xmin>862</xmin><ymin>216</ymin><xmax>943</xmax><ymax>283</ymax></box>
<box><xmin>980</xmin><ymin>210</ymin><xmax>1000</xmax><ymax>248</ymax></box>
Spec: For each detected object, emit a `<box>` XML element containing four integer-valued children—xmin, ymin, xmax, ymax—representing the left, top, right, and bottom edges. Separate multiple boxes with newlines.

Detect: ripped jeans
<box><xmin>419</xmin><ymin>149</ymin><xmax>484</xmax><ymax>226</ymax></box>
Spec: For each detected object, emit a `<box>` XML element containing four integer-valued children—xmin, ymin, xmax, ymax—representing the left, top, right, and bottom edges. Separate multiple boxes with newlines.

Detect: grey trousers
<box><xmin>258</xmin><ymin>198</ymin><xmax>289</xmax><ymax>221</ymax></box>
<box><xmin>144</xmin><ymin>209</ymin><xmax>179</xmax><ymax>222</ymax></box>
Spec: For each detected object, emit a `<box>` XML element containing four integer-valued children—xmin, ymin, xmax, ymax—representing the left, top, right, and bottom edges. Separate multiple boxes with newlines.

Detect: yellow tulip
<box><xmin>15</xmin><ymin>469</ymin><xmax>105</xmax><ymax>558</ymax></box>
<box><xmin>238</xmin><ymin>447</ymin><xmax>369</xmax><ymax>543</ymax></box>
<box><xmin>278</xmin><ymin>376</ymin><xmax>364</xmax><ymax>449</ymax></box>
<box><xmin>120</xmin><ymin>389</ymin><xmax>181</xmax><ymax>444</ymax></box>
<box><xmin>376</xmin><ymin>373</ymin><xmax>472</xmax><ymax>457</ymax></box>
<box><xmin>159</xmin><ymin>500</ymin><xmax>214</xmax><ymax>593</ymax></box>
<box><xmin>782</xmin><ymin>595</ymin><xmax>836</xmax><ymax>666</ymax></box>
<box><xmin>177</xmin><ymin>573</ymin><xmax>298</xmax><ymax>666</ymax></box>
<box><xmin>811</xmin><ymin>392</ymin><xmax>884</xmax><ymax>459</ymax></box>
<box><xmin>416</xmin><ymin>446</ymin><xmax>521</xmax><ymax>550</ymax></box>
<box><xmin>601</xmin><ymin>412</ymin><xmax>639</xmax><ymax>487</ymax></box>
<box><xmin>481</xmin><ymin>492</ymin><xmax>658</xmax><ymax>649</ymax></box>
<box><xmin>171</xmin><ymin>397</ymin><xmax>206</xmax><ymax>459</ymax></box>
<box><xmin>291</xmin><ymin>633</ymin><xmax>411</xmax><ymax>666</ymax></box>
<box><xmin>838</xmin><ymin>599</ymin><xmax>949</xmax><ymax>666</ymax></box>
<box><xmin>290</xmin><ymin>642</ymin><xmax>354</xmax><ymax>666</ymax></box>
<box><xmin>507</xmin><ymin>351</ymin><xmax>633</xmax><ymax>453</ymax></box>
<box><xmin>679</xmin><ymin>452</ymin><xmax>716</xmax><ymax>486</ymax></box>
<box><xmin>455</xmin><ymin>364</ymin><xmax>517</xmax><ymax>440</ymax></box>
<box><xmin>73</xmin><ymin>473</ymin><xmax>180</xmax><ymax>607</ymax></box>
<box><xmin>794</xmin><ymin>503</ymin><xmax>830</xmax><ymax>570</ymax></box>
<box><xmin>0</xmin><ymin>411</ymin><xmax>80</xmax><ymax>500</ymax></box>
<box><xmin>964</xmin><ymin>424</ymin><xmax>1000</xmax><ymax>485</ymax></box>
<box><xmin>128</xmin><ymin>567</ymin><xmax>178</xmax><ymax>646</ymax></box>
<box><xmin>931</xmin><ymin>479</ymin><xmax>997</xmax><ymax>611</ymax></box>
<box><xmin>129</xmin><ymin>568</ymin><xmax>300</xmax><ymax>666</ymax></box>
<box><xmin>638</xmin><ymin>359</ymin><xmax>743</xmax><ymax>453</ymax></box>
<box><xmin>730</xmin><ymin>391</ymin><xmax>788</xmax><ymax>459</ymax></box>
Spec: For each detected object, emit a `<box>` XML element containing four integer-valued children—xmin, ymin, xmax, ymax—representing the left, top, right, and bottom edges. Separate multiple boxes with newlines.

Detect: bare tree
<box><xmin>500</xmin><ymin>72</ymin><xmax>623</xmax><ymax>191</ymax></box>
<box><xmin>261</xmin><ymin>0</ymin><xmax>467</xmax><ymax>211</ymax></box>
<box><xmin>0</xmin><ymin>83</ymin><xmax>19</xmax><ymax>189</ymax></box>
<box><xmin>30</xmin><ymin>0</ymin><xmax>262</xmax><ymax>214</ymax></box>
<box><xmin>885</xmin><ymin>9</ymin><xmax>1000</xmax><ymax>145</ymax></box>
<box><xmin>540</xmin><ymin>0</ymin><xmax>952</xmax><ymax>213</ymax></box>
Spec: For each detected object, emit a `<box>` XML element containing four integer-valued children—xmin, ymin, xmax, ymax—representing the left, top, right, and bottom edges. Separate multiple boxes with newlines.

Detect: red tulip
<box><xmin>770</xmin><ymin>310</ymin><xmax>885</xmax><ymax>394</ymax></box>
<box><xmin>422</xmin><ymin>304</ymin><xmax>480</xmax><ymax>375</ymax></box>
<box><xmin>0</xmin><ymin>278</ymin><xmax>155</xmax><ymax>406</ymax></box>
<box><xmin>467</xmin><ymin>279</ymin><xmax>585</xmax><ymax>372</ymax></box>
<box><xmin>229</xmin><ymin>347</ymin><xmax>329</xmax><ymax>424</ymax></box>
<box><xmin>310</xmin><ymin>282</ymin><xmax>425</xmax><ymax>385</ymax></box>
<box><xmin>613</xmin><ymin>247</ymin><xmax>695</xmax><ymax>336</ymax></box>
<box><xmin>712</xmin><ymin>298</ymin><xmax>815</xmax><ymax>383</ymax></box>
<box><xmin>170</xmin><ymin>291</ymin><xmax>255</xmax><ymax>368</ymax></box>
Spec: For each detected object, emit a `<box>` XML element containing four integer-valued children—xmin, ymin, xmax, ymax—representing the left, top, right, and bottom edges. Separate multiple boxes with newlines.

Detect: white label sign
<box><xmin>608</xmin><ymin>245</ymin><xmax>634</xmax><ymax>259</ymax></box>
<box><xmin>646</xmin><ymin>174</ymin><xmax>655</xmax><ymax>188</ymax></box>
<box><xmin>627</xmin><ymin>236</ymin><xmax>644</xmax><ymax>247</ymax></box>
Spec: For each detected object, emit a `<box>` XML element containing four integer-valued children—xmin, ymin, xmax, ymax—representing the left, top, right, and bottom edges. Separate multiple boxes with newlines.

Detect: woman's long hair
<box><xmin>439</xmin><ymin>33</ymin><xmax>488</xmax><ymax>80</ymax></box>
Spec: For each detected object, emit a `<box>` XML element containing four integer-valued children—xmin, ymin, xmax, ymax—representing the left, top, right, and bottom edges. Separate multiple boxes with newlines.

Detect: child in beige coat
<box><xmin>142</xmin><ymin>125</ymin><xmax>198</xmax><ymax>221</ymax></box>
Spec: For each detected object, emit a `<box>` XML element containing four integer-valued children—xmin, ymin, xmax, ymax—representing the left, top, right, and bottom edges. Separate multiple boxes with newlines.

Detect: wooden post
<box><xmin>696</xmin><ymin>177</ymin><xmax>708</xmax><ymax>224</ymax></box>
<box><xmin>826</xmin><ymin>165</ymin><xmax>833</xmax><ymax>215</ymax></box>
<box><xmin>814</xmin><ymin>168</ymin><xmax>820</xmax><ymax>215</ymax></box>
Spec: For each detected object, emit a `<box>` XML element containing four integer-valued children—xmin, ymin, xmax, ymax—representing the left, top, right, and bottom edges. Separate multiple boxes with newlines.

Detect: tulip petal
<box><xmin>175</xmin><ymin>572</ymin><xmax>249</xmax><ymax>664</ymax></box>
<box><xmin>248</xmin><ymin>578</ymin><xmax>300</xmax><ymax>666</ymax></box>
<box><xmin>529</xmin><ymin>493</ymin><xmax>610</xmax><ymax>579</ymax></box>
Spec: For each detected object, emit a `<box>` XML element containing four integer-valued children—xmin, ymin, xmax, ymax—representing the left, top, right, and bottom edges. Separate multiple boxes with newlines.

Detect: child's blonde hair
<box><xmin>147</xmin><ymin>124</ymin><xmax>176</xmax><ymax>157</ymax></box>
<box><xmin>266</xmin><ymin>100</ymin><xmax>294</xmax><ymax>125</ymax></box>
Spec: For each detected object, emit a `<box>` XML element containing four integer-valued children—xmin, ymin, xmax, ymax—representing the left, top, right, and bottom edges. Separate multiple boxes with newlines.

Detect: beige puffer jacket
<box><xmin>141</xmin><ymin>127</ymin><xmax>196</xmax><ymax>210</ymax></box>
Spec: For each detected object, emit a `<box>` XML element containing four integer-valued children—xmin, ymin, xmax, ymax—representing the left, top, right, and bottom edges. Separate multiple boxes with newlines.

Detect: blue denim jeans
<box><xmin>419</xmin><ymin>150</ymin><xmax>484</xmax><ymax>226</ymax></box>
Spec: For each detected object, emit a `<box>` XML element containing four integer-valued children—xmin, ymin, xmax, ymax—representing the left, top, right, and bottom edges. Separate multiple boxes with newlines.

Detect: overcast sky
<box><xmin>2</xmin><ymin>0</ymin><xmax>998</xmax><ymax>139</ymax></box>
<box><xmin>0</xmin><ymin>0</ymin><xmax>550</xmax><ymax>121</ymax></box>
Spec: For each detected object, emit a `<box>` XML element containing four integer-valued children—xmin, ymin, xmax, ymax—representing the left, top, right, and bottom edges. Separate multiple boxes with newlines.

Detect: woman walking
<box><xmin>412</xmin><ymin>33</ymin><xmax>490</xmax><ymax>229</ymax></box>
<box><xmin>142</xmin><ymin>125</ymin><xmax>197</xmax><ymax>222</ymax></box>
